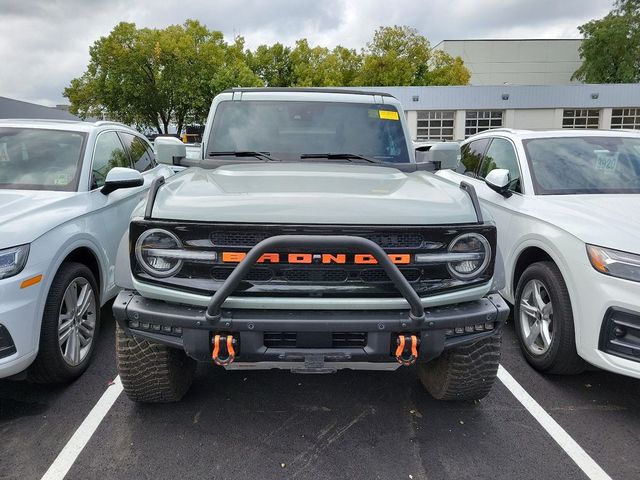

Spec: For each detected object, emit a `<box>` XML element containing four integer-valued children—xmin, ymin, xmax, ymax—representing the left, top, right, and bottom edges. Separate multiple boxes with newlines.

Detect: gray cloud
<box><xmin>0</xmin><ymin>0</ymin><xmax>612</xmax><ymax>105</ymax></box>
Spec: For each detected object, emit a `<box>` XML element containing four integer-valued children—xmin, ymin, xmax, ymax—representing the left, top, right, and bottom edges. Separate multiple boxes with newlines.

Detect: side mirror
<box><xmin>485</xmin><ymin>168</ymin><xmax>512</xmax><ymax>197</ymax></box>
<box><xmin>101</xmin><ymin>167</ymin><xmax>144</xmax><ymax>195</ymax></box>
<box><xmin>155</xmin><ymin>136</ymin><xmax>187</xmax><ymax>165</ymax></box>
<box><xmin>414</xmin><ymin>142</ymin><xmax>461</xmax><ymax>171</ymax></box>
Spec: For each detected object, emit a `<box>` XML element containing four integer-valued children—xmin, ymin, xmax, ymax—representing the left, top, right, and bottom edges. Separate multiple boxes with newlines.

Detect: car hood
<box><xmin>150</xmin><ymin>163</ymin><xmax>479</xmax><ymax>225</ymax></box>
<box><xmin>0</xmin><ymin>189</ymin><xmax>83</xmax><ymax>248</ymax></box>
<box><xmin>534</xmin><ymin>194</ymin><xmax>640</xmax><ymax>253</ymax></box>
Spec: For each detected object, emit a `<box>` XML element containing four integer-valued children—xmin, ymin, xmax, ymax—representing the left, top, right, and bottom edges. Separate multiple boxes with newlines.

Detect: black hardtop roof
<box><xmin>222</xmin><ymin>87</ymin><xmax>395</xmax><ymax>98</ymax></box>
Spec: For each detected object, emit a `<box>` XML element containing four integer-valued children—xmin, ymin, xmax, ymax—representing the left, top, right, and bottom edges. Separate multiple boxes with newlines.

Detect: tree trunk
<box><xmin>176</xmin><ymin>115</ymin><xmax>184</xmax><ymax>139</ymax></box>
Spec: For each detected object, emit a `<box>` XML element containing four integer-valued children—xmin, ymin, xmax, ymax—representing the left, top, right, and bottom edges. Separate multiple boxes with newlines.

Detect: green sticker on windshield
<box><xmin>53</xmin><ymin>173</ymin><xmax>72</xmax><ymax>185</ymax></box>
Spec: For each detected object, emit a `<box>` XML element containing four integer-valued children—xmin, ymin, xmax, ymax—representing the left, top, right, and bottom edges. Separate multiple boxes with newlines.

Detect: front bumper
<box><xmin>0</xmin><ymin>272</ymin><xmax>45</xmax><ymax>378</ymax></box>
<box><xmin>113</xmin><ymin>290</ymin><xmax>509</xmax><ymax>365</ymax></box>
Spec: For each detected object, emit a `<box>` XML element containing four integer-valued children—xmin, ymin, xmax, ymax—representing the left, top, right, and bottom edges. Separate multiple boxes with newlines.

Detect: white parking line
<box><xmin>40</xmin><ymin>376</ymin><xmax>123</xmax><ymax>480</ymax></box>
<box><xmin>497</xmin><ymin>365</ymin><xmax>612</xmax><ymax>480</ymax></box>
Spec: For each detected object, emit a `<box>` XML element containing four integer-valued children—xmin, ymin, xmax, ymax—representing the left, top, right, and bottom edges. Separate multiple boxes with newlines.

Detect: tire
<box><xmin>514</xmin><ymin>261</ymin><xmax>584</xmax><ymax>374</ymax></box>
<box><xmin>417</xmin><ymin>332</ymin><xmax>501</xmax><ymax>401</ymax></box>
<box><xmin>116</xmin><ymin>324</ymin><xmax>196</xmax><ymax>403</ymax></box>
<box><xmin>29</xmin><ymin>262</ymin><xmax>101</xmax><ymax>383</ymax></box>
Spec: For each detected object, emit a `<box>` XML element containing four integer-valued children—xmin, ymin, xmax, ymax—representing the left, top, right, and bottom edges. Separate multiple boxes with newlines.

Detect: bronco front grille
<box><xmin>131</xmin><ymin>221</ymin><xmax>497</xmax><ymax>297</ymax></box>
<box><xmin>210</xmin><ymin>230</ymin><xmax>425</xmax><ymax>249</ymax></box>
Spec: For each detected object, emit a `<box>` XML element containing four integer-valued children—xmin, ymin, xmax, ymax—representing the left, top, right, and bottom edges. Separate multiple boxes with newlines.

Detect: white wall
<box><xmin>510</xmin><ymin>109</ymin><xmax>557</xmax><ymax>130</ymax></box>
<box><xmin>434</xmin><ymin>40</ymin><xmax>583</xmax><ymax>86</ymax></box>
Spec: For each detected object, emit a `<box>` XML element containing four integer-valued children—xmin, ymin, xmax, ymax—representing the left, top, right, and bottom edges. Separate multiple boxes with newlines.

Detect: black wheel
<box><xmin>29</xmin><ymin>262</ymin><xmax>100</xmax><ymax>383</ymax></box>
<box><xmin>514</xmin><ymin>261</ymin><xmax>584</xmax><ymax>374</ymax></box>
<box><xmin>417</xmin><ymin>332</ymin><xmax>501</xmax><ymax>401</ymax></box>
<box><xmin>116</xmin><ymin>325</ymin><xmax>196</xmax><ymax>403</ymax></box>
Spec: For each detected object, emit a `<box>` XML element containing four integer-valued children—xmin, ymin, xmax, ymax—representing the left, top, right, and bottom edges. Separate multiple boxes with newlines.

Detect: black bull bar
<box><xmin>205</xmin><ymin>234</ymin><xmax>427</xmax><ymax>324</ymax></box>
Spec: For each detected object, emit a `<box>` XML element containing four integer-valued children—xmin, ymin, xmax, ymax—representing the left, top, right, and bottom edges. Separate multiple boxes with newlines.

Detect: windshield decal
<box><xmin>378</xmin><ymin>110</ymin><xmax>399</xmax><ymax>121</ymax></box>
<box><xmin>0</xmin><ymin>143</ymin><xmax>8</xmax><ymax>163</ymax></box>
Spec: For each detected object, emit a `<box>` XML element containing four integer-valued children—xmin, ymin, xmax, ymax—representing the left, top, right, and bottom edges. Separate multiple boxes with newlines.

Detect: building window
<box><xmin>465</xmin><ymin>111</ymin><xmax>503</xmax><ymax>138</ymax></box>
<box><xmin>416</xmin><ymin>111</ymin><xmax>455</xmax><ymax>140</ymax></box>
<box><xmin>562</xmin><ymin>109</ymin><xmax>599</xmax><ymax>129</ymax></box>
<box><xmin>611</xmin><ymin>108</ymin><xmax>640</xmax><ymax>130</ymax></box>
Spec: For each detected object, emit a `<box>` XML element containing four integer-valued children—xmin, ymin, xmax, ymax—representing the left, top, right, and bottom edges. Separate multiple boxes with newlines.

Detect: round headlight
<box><xmin>447</xmin><ymin>233</ymin><xmax>491</xmax><ymax>280</ymax></box>
<box><xmin>135</xmin><ymin>229</ymin><xmax>183</xmax><ymax>278</ymax></box>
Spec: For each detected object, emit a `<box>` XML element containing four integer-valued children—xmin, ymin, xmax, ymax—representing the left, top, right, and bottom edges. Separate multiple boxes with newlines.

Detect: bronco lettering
<box><xmin>221</xmin><ymin>252</ymin><xmax>411</xmax><ymax>265</ymax></box>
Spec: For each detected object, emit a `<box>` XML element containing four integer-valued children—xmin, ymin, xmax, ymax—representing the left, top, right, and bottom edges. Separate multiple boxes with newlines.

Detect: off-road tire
<box><xmin>28</xmin><ymin>262</ymin><xmax>100</xmax><ymax>383</ymax></box>
<box><xmin>417</xmin><ymin>332</ymin><xmax>501</xmax><ymax>401</ymax></box>
<box><xmin>116</xmin><ymin>325</ymin><xmax>196</xmax><ymax>403</ymax></box>
<box><xmin>514</xmin><ymin>261</ymin><xmax>585</xmax><ymax>375</ymax></box>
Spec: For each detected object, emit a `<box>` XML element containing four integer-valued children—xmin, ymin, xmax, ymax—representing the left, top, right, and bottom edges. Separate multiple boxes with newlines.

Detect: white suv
<box><xmin>0</xmin><ymin>119</ymin><xmax>172</xmax><ymax>382</ymax></box>
<box><xmin>437</xmin><ymin>128</ymin><xmax>640</xmax><ymax>379</ymax></box>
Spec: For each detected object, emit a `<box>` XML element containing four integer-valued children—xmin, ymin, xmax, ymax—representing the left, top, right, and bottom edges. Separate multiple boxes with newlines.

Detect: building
<box><xmin>434</xmin><ymin>39</ymin><xmax>583</xmax><ymax>86</ymax></box>
<box><xmin>356</xmin><ymin>84</ymin><xmax>640</xmax><ymax>141</ymax></box>
<box><xmin>0</xmin><ymin>96</ymin><xmax>80</xmax><ymax>120</ymax></box>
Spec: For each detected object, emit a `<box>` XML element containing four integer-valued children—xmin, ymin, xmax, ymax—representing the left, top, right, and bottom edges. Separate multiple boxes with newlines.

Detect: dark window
<box><xmin>523</xmin><ymin>136</ymin><xmax>640</xmax><ymax>195</ymax></box>
<box><xmin>0</xmin><ymin>128</ymin><xmax>86</xmax><ymax>191</ymax></box>
<box><xmin>464</xmin><ymin>111</ymin><xmax>503</xmax><ymax>137</ymax></box>
<box><xmin>478</xmin><ymin>138</ymin><xmax>522</xmax><ymax>193</ymax></box>
<box><xmin>611</xmin><ymin>108</ymin><xmax>640</xmax><ymax>130</ymax></box>
<box><xmin>207</xmin><ymin>100</ymin><xmax>410</xmax><ymax>163</ymax></box>
<box><xmin>458</xmin><ymin>138</ymin><xmax>490</xmax><ymax>176</ymax></box>
<box><xmin>562</xmin><ymin>109</ymin><xmax>599</xmax><ymax>129</ymax></box>
<box><xmin>92</xmin><ymin>131</ymin><xmax>131</xmax><ymax>189</ymax></box>
<box><xmin>120</xmin><ymin>133</ymin><xmax>155</xmax><ymax>172</ymax></box>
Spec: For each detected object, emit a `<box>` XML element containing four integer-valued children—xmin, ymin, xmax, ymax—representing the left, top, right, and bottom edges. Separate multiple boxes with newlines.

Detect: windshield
<box><xmin>0</xmin><ymin>127</ymin><xmax>86</xmax><ymax>191</ymax></box>
<box><xmin>523</xmin><ymin>136</ymin><xmax>640</xmax><ymax>195</ymax></box>
<box><xmin>207</xmin><ymin>100</ymin><xmax>411</xmax><ymax>163</ymax></box>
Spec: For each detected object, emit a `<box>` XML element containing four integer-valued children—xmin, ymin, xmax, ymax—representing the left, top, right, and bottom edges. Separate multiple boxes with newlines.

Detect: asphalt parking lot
<box><xmin>1</xmin><ymin>303</ymin><xmax>639</xmax><ymax>480</ymax></box>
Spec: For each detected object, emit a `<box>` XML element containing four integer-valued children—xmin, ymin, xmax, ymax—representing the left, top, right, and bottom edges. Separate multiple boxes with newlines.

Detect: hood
<box><xmin>151</xmin><ymin>163</ymin><xmax>479</xmax><ymax>225</ymax></box>
<box><xmin>0</xmin><ymin>190</ymin><xmax>84</xmax><ymax>248</ymax></box>
<box><xmin>534</xmin><ymin>194</ymin><xmax>640</xmax><ymax>254</ymax></box>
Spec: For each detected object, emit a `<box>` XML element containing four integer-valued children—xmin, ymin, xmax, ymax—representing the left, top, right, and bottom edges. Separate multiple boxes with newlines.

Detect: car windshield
<box><xmin>523</xmin><ymin>136</ymin><xmax>640</xmax><ymax>195</ymax></box>
<box><xmin>207</xmin><ymin>100</ymin><xmax>411</xmax><ymax>163</ymax></box>
<box><xmin>0</xmin><ymin>127</ymin><xmax>86</xmax><ymax>191</ymax></box>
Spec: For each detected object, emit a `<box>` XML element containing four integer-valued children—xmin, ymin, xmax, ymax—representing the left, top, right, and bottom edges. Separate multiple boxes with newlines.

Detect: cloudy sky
<box><xmin>0</xmin><ymin>0</ymin><xmax>612</xmax><ymax>106</ymax></box>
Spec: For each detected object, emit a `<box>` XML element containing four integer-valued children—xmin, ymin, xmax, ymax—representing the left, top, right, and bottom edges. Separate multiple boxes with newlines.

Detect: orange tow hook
<box><xmin>395</xmin><ymin>334</ymin><xmax>419</xmax><ymax>366</ymax></box>
<box><xmin>212</xmin><ymin>334</ymin><xmax>237</xmax><ymax>366</ymax></box>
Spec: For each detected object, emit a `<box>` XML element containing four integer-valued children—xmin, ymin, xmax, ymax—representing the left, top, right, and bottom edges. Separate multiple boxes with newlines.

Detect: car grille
<box><xmin>132</xmin><ymin>222</ymin><xmax>496</xmax><ymax>297</ymax></box>
<box><xmin>210</xmin><ymin>230</ymin><xmax>425</xmax><ymax>249</ymax></box>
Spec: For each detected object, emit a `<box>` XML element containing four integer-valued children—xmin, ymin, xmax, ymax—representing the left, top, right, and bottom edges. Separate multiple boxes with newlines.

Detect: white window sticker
<box><xmin>0</xmin><ymin>143</ymin><xmax>9</xmax><ymax>163</ymax></box>
<box><xmin>594</xmin><ymin>150</ymin><xmax>617</xmax><ymax>172</ymax></box>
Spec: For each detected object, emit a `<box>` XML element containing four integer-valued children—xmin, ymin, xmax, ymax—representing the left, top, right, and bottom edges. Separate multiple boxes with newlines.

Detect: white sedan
<box><xmin>437</xmin><ymin>128</ymin><xmax>640</xmax><ymax>379</ymax></box>
<box><xmin>0</xmin><ymin>119</ymin><xmax>172</xmax><ymax>382</ymax></box>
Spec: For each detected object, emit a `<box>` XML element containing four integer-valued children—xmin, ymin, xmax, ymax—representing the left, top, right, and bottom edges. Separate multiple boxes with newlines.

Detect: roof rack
<box><xmin>222</xmin><ymin>87</ymin><xmax>394</xmax><ymax>98</ymax></box>
<box><xmin>93</xmin><ymin>120</ymin><xmax>132</xmax><ymax>129</ymax></box>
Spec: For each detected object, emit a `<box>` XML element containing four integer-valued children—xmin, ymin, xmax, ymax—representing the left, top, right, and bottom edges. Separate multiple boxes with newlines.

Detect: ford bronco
<box><xmin>113</xmin><ymin>88</ymin><xmax>509</xmax><ymax>402</ymax></box>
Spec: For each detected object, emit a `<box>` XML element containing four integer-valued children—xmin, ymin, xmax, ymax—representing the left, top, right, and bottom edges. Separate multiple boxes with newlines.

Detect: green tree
<box><xmin>64</xmin><ymin>20</ymin><xmax>261</xmax><ymax>133</ymax></box>
<box><xmin>573</xmin><ymin>0</ymin><xmax>640</xmax><ymax>83</ymax></box>
<box><xmin>357</xmin><ymin>25</ymin><xmax>470</xmax><ymax>86</ymax></box>
<box><xmin>247</xmin><ymin>43</ymin><xmax>294</xmax><ymax>87</ymax></box>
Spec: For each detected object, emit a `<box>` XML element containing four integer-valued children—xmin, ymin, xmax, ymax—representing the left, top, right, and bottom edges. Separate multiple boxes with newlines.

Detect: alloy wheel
<box><xmin>519</xmin><ymin>279</ymin><xmax>554</xmax><ymax>355</ymax></box>
<box><xmin>58</xmin><ymin>277</ymin><xmax>97</xmax><ymax>366</ymax></box>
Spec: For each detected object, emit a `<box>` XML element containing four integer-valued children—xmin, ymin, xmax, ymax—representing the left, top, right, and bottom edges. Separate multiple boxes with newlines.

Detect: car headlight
<box><xmin>135</xmin><ymin>229</ymin><xmax>184</xmax><ymax>278</ymax></box>
<box><xmin>587</xmin><ymin>245</ymin><xmax>640</xmax><ymax>282</ymax></box>
<box><xmin>135</xmin><ymin>229</ymin><xmax>217</xmax><ymax>278</ymax></box>
<box><xmin>0</xmin><ymin>244</ymin><xmax>30</xmax><ymax>280</ymax></box>
<box><xmin>446</xmin><ymin>233</ymin><xmax>491</xmax><ymax>280</ymax></box>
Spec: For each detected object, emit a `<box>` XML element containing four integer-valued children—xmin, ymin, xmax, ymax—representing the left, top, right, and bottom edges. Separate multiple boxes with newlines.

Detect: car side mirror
<box><xmin>414</xmin><ymin>142</ymin><xmax>461</xmax><ymax>171</ymax></box>
<box><xmin>101</xmin><ymin>167</ymin><xmax>144</xmax><ymax>195</ymax></box>
<box><xmin>485</xmin><ymin>168</ymin><xmax>512</xmax><ymax>198</ymax></box>
<box><xmin>155</xmin><ymin>136</ymin><xmax>187</xmax><ymax>166</ymax></box>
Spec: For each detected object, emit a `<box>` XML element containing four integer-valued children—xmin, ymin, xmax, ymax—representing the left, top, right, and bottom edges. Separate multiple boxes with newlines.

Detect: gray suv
<box><xmin>113</xmin><ymin>88</ymin><xmax>509</xmax><ymax>402</ymax></box>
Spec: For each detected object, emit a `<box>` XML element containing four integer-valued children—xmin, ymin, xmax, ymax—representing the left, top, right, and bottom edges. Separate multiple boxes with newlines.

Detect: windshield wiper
<box><xmin>299</xmin><ymin>153</ymin><xmax>380</xmax><ymax>164</ymax></box>
<box><xmin>208</xmin><ymin>151</ymin><xmax>277</xmax><ymax>162</ymax></box>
